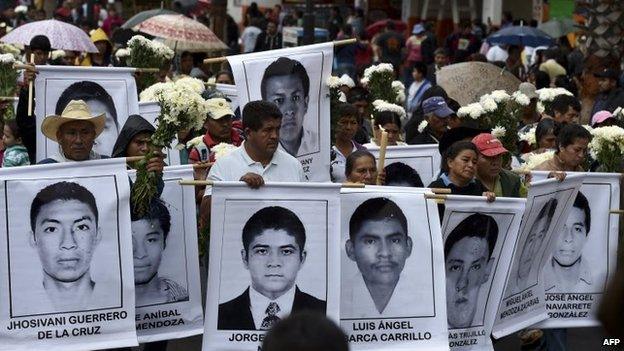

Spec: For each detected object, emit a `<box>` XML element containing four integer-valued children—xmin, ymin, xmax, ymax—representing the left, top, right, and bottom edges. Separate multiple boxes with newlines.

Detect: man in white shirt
<box><xmin>218</xmin><ymin>206</ymin><xmax>325</xmax><ymax>330</ymax></box>
<box><xmin>486</xmin><ymin>44</ymin><xmax>508</xmax><ymax>63</ymax></box>
<box><xmin>240</xmin><ymin>18</ymin><xmax>263</xmax><ymax>53</ymax></box>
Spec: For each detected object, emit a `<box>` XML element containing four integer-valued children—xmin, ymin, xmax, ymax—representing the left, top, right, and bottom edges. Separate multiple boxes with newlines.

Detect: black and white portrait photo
<box><xmin>444</xmin><ymin>213</ymin><xmax>499</xmax><ymax>329</ymax></box>
<box><xmin>384</xmin><ymin>162</ymin><xmax>424</xmax><ymax>187</ymax></box>
<box><xmin>217</xmin><ymin>205</ymin><xmax>326</xmax><ymax>331</ymax></box>
<box><xmin>506</xmin><ymin>198</ymin><xmax>558</xmax><ymax>297</ymax></box>
<box><xmin>227</xmin><ymin>44</ymin><xmax>333</xmax><ymax>181</ymax></box>
<box><xmin>367</xmin><ymin>145</ymin><xmax>441</xmax><ymax>186</ymax></box>
<box><xmin>132</xmin><ymin>199</ymin><xmax>189</xmax><ymax>307</ymax></box>
<box><xmin>34</xmin><ymin>66</ymin><xmax>139</xmax><ymax>161</ymax></box>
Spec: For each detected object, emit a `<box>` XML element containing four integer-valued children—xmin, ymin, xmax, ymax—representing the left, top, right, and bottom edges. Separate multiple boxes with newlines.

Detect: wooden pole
<box><xmin>376</xmin><ymin>126</ymin><xmax>388</xmax><ymax>185</ymax></box>
<box><xmin>610</xmin><ymin>209</ymin><xmax>624</xmax><ymax>215</ymax></box>
<box><xmin>178</xmin><ymin>180</ymin><xmax>366</xmax><ymax>187</ymax></box>
<box><xmin>27</xmin><ymin>54</ymin><xmax>34</xmax><ymax>117</ymax></box>
<box><xmin>430</xmin><ymin>188</ymin><xmax>452</xmax><ymax>194</ymax></box>
<box><xmin>203</xmin><ymin>38</ymin><xmax>358</xmax><ymax>64</ymax></box>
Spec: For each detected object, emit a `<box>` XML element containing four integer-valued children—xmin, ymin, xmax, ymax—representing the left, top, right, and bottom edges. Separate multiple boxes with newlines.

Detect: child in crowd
<box><xmin>2</xmin><ymin>120</ymin><xmax>30</xmax><ymax>167</ymax></box>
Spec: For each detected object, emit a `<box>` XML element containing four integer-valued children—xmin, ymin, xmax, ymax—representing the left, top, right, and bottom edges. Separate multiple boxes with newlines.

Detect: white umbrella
<box><xmin>0</xmin><ymin>19</ymin><xmax>98</xmax><ymax>53</ymax></box>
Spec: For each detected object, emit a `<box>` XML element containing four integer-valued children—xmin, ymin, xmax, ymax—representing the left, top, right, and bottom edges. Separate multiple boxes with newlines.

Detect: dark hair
<box><xmin>4</xmin><ymin>120</ymin><xmax>22</xmax><ymax>140</ymax></box>
<box><xmin>131</xmin><ymin>199</ymin><xmax>171</xmax><ymax>244</ymax></box>
<box><xmin>572</xmin><ymin>191</ymin><xmax>591</xmax><ymax>234</ymax></box>
<box><xmin>261</xmin><ymin>57</ymin><xmax>310</xmax><ymax>99</ymax></box>
<box><xmin>533</xmin><ymin>70</ymin><xmax>550</xmax><ymax>90</ymax></box>
<box><xmin>554</xmin><ymin>75</ymin><xmax>578</xmax><ymax>97</ymax></box>
<box><xmin>216</xmin><ymin>70</ymin><xmax>234</xmax><ymax>82</ymax></box>
<box><xmin>242</xmin><ymin>206</ymin><xmax>306</xmax><ymax>258</ymax></box>
<box><xmin>347</xmin><ymin>86</ymin><xmax>369</xmax><ymax>103</ymax></box>
<box><xmin>537</xmin><ymin>197</ymin><xmax>558</xmax><ymax>223</ymax></box>
<box><xmin>384</xmin><ymin>162</ymin><xmax>424</xmax><ymax>187</ymax></box>
<box><xmin>547</xmin><ymin>94</ymin><xmax>580</xmax><ymax>117</ymax></box>
<box><xmin>508</xmin><ymin>45</ymin><xmax>521</xmax><ymax>57</ymax></box>
<box><xmin>242</xmin><ymin>100</ymin><xmax>282</xmax><ymax>131</ymax></box>
<box><xmin>543</xmin><ymin>48</ymin><xmax>560</xmax><ymax>60</ymax></box>
<box><xmin>30</xmin><ymin>182</ymin><xmax>98</xmax><ymax>233</ymax></box>
<box><xmin>55</xmin><ymin>81</ymin><xmax>118</xmax><ymax>129</ymax></box>
<box><xmin>434</xmin><ymin>48</ymin><xmax>449</xmax><ymax>57</ymax></box>
<box><xmin>444</xmin><ymin>213</ymin><xmax>498</xmax><ymax>259</ymax></box>
<box><xmin>338</xmin><ymin>102</ymin><xmax>357</xmax><ymax>119</ymax></box>
<box><xmin>412</xmin><ymin>61</ymin><xmax>428</xmax><ymax>76</ymax></box>
<box><xmin>349</xmin><ymin>197</ymin><xmax>408</xmax><ymax>241</ymax></box>
<box><xmin>441</xmin><ymin>141</ymin><xmax>478</xmax><ymax>173</ymax></box>
<box><xmin>180</xmin><ymin>51</ymin><xmax>193</xmax><ymax>60</ymax></box>
<box><xmin>345</xmin><ymin>150</ymin><xmax>375</xmax><ymax>177</ymax></box>
<box><xmin>535</xmin><ymin>118</ymin><xmax>559</xmax><ymax>146</ymax></box>
<box><xmin>374</xmin><ymin>110</ymin><xmax>401</xmax><ymax>129</ymax></box>
<box><xmin>556</xmin><ymin>123</ymin><xmax>591</xmax><ymax>151</ymax></box>
<box><xmin>262</xmin><ymin>312</ymin><xmax>348</xmax><ymax>351</ymax></box>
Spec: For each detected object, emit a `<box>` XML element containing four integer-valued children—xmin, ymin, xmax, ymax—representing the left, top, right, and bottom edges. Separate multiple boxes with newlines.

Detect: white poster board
<box><xmin>367</xmin><ymin>145</ymin><xmax>441</xmax><ymax>186</ymax></box>
<box><xmin>138</xmin><ymin>101</ymin><xmax>182</xmax><ymax>166</ymax></box>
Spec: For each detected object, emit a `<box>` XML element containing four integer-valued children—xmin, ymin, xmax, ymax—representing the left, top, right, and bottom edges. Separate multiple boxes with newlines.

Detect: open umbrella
<box><xmin>436</xmin><ymin>62</ymin><xmax>521</xmax><ymax>106</ymax></box>
<box><xmin>121</xmin><ymin>8</ymin><xmax>178</xmax><ymax>30</ymax></box>
<box><xmin>365</xmin><ymin>19</ymin><xmax>407</xmax><ymax>38</ymax></box>
<box><xmin>0</xmin><ymin>19</ymin><xmax>97</xmax><ymax>53</ymax></box>
<box><xmin>133</xmin><ymin>14</ymin><xmax>227</xmax><ymax>52</ymax></box>
<box><xmin>538</xmin><ymin>18</ymin><xmax>577</xmax><ymax>39</ymax></box>
<box><xmin>487</xmin><ymin>25</ymin><xmax>554</xmax><ymax>47</ymax></box>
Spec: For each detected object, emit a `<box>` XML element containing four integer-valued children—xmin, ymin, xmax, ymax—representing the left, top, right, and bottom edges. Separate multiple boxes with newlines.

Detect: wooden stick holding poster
<box><xmin>27</xmin><ymin>54</ymin><xmax>33</xmax><ymax>116</ymax></box>
<box><xmin>376</xmin><ymin>127</ymin><xmax>388</xmax><ymax>185</ymax></box>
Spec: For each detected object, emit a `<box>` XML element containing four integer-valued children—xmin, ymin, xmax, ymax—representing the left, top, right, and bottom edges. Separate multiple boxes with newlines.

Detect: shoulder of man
<box><xmin>293</xmin><ymin>287</ymin><xmax>326</xmax><ymax>312</ymax></box>
<box><xmin>37</xmin><ymin>158</ymin><xmax>58</xmax><ymax>164</ymax></box>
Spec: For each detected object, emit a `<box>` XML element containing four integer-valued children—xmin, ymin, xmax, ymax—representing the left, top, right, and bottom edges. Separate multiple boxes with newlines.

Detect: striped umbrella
<box><xmin>0</xmin><ymin>19</ymin><xmax>98</xmax><ymax>53</ymax></box>
<box><xmin>133</xmin><ymin>14</ymin><xmax>227</xmax><ymax>52</ymax></box>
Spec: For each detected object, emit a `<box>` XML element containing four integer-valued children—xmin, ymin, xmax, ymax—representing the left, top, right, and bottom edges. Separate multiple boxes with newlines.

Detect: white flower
<box><xmin>338</xmin><ymin>91</ymin><xmax>347</xmax><ymax>102</ymax></box>
<box><xmin>536</xmin><ymin>87</ymin><xmax>573</xmax><ymax>102</ymax></box>
<box><xmin>491</xmin><ymin>126</ymin><xmax>506</xmax><ymax>138</ymax></box>
<box><xmin>360</xmin><ymin>76</ymin><xmax>369</xmax><ymax>86</ymax></box>
<box><xmin>50</xmin><ymin>50</ymin><xmax>65</xmax><ymax>60</ymax></box>
<box><xmin>326</xmin><ymin>76</ymin><xmax>341</xmax><ymax>89</ymax></box>
<box><xmin>515</xmin><ymin>150</ymin><xmax>555</xmax><ymax>172</ymax></box>
<box><xmin>613</xmin><ymin>106</ymin><xmax>623</xmax><ymax>119</ymax></box>
<box><xmin>211</xmin><ymin>142</ymin><xmax>238</xmax><ymax>160</ymax></box>
<box><xmin>512</xmin><ymin>91</ymin><xmax>531</xmax><ymax>106</ymax></box>
<box><xmin>418</xmin><ymin>120</ymin><xmax>428</xmax><ymax>133</ymax></box>
<box><xmin>14</xmin><ymin>5</ymin><xmax>28</xmax><ymax>13</ymax></box>
<box><xmin>480</xmin><ymin>96</ymin><xmax>498</xmax><ymax>112</ymax></box>
<box><xmin>174</xmin><ymin>76</ymin><xmax>205</xmax><ymax>94</ymax></box>
<box><xmin>128</xmin><ymin>35</ymin><xmax>152</xmax><ymax>48</ymax></box>
<box><xmin>536</xmin><ymin>101</ymin><xmax>545</xmax><ymax>114</ymax></box>
<box><xmin>395</xmin><ymin>90</ymin><xmax>405</xmax><ymax>104</ymax></box>
<box><xmin>372</xmin><ymin>99</ymin><xmax>406</xmax><ymax>120</ymax></box>
<box><xmin>519</xmin><ymin>126</ymin><xmax>537</xmax><ymax>145</ymax></box>
<box><xmin>362</xmin><ymin>63</ymin><xmax>394</xmax><ymax>81</ymax></box>
<box><xmin>185</xmin><ymin>135</ymin><xmax>204</xmax><ymax>149</ymax></box>
<box><xmin>458</xmin><ymin>102</ymin><xmax>485</xmax><ymax>120</ymax></box>
<box><xmin>152</xmin><ymin>40</ymin><xmax>174</xmax><ymax>60</ymax></box>
<box><xmin>490</xmin><ymin>90</ymin><xmax>510</xmax><ymax>103</ymax></box>
<box><xmin>115</xmin><ymin>48</ymin><xmax>130</xmax><ymax>58</ymax></box>
<box><xmin>0</xmin><ymin>43</ymin><xmax>21</xmax><ymax>59</ymax></box>
<box><xmin>0</xmin><ymin>53</ymin><xmax>15</xmax><ymax>64</ymax></box>
<box><xmin>391</xmin><ymin>80</ymin><xmax>405</xmax><ymax>91</ymax></box>
<box><xmin>582</xmin><ymin>124</ymin><xmax>593</xmax><ymax>134</ymax></box>
<box><xmin>339</xmin><ymin>74</ymin><xmax>355</xmax><ymax>88</ymax></box>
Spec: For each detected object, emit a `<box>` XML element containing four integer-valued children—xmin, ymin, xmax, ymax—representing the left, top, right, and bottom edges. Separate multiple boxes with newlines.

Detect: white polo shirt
<box><xmin>207</xmin><ymin>142</ymin><xmax>305</xmax><ymax>185</ymax></box>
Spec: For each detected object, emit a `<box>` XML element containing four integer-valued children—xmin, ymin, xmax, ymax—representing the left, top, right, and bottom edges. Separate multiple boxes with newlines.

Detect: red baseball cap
<box><xmin>472</xmin><ymin>133</ymin><xmax>508</xmax><ymax>157</ymax></box>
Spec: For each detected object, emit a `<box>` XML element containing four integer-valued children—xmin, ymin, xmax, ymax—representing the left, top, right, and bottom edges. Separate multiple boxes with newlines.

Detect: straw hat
<box><xmin>41</xmin><ymin>100</ymin><xmax>106</xmax><ymax>142</ymax></box>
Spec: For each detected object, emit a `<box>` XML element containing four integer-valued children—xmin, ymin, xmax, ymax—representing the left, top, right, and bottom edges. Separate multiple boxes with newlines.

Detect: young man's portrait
<box><xmin>260</xmin><ymin>57</ymin><xmax>318</xmax><ymax>157</ymax></box>
<box><xmin>132</xmin><ymin>199</ymin><xmax>188</xmax><ymax>307</ymax></box>
<box><xmin>444</xmin><ymin>213</ymin><xmax>498</xmax><ymax>329</ymax></box>
<box><xmin>218</xmin><ymin>206</ymin><xmax>325</xmax><ymax>331</ymax></box>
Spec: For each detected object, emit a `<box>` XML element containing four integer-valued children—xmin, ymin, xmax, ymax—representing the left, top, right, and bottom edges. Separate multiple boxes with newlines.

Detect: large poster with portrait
<box><xmin>441</xmin><ymin>196</ymin><xmax>525</xmax><ymax>351</ymax></box>
<box><xmin>227</xmin><ymin>42</ymin><xmax>333</xmax><ymax>182</ymax></box>
<box><xmin>340</xmin><ymin>186</ymin><xmax>448</xmax><ymax>350</ymax></box>
<box><xmin>203</xmin><ymin>182</ymin><xmax>341</xmax><ymax>350</ymax></box>
<box><xmin>0</xmin><ymin>159</ymin><xmax>137</xmax><ymax>350</ymax></box>
<box><xmin>34</xmin><ymin>66</ymin><xmax>140</xmax><ymax>161</ymax></box>
<box><xmin>128</xmin><ymin>165</ymin><xmax>204</xmax><ymax>342</ymax></box>
<box><xmin>529</xmin><ymin>172</ymin><xmax>620</xmax><ymax>329</ymax></box>
<box><xmin>138</xmin><ymin>102</ymin><xmax>182</xmax><ymax>166</ymax></box>
<box><xmin>367</xmin><ymin>145</ymin><xmax>441</xmax><ymax>187</ymax></box>
<box><xmin>492</xmin><ymin>174</ymin><xmax>585</xmax><ymax>338</ymax></box>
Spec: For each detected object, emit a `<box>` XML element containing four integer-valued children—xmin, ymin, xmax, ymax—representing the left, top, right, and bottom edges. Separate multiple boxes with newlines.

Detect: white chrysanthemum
<box><xmin>613</xmin><ymin>106</ymin><xmax>623</xmax><ymax>119</ymax></box>
<box><xmin>360</xmin><ymin>77</ymin><xmax>369</xmax><ymax>86</ymax></box>
<box><xmin>490</xmin><ymin>90</ymin><xmax>510</xmax><ymax>103</ymax></box>
<box><xmin>0</xmin><ymin>53</ymin><xmax>15</xmax><ymax>64</ymax></box>
<box><xmin>491</xmin><ymin>126</ymin><xmax>506</xmax><ymax>138</ymax></box>
<box><xmin>372</xmin><ymin>99</ymin><xmax>406</xmax><ymax>120</ymax></box>
<box><xmin>582</xmin><ymin>124</ymin><xmax>593</xmax><ymax>134</ymax></box>
<box><xmin>515</xmin><ymin>150</ymin><xmax>555</xmax><ymax>172</ymax></box>
<box><xmin>50</xmin><ymin>50</ymin><xmax>65</xmax><ymax>60</ymax></box>
<box><xmin>519</xmin><ymin>126</ymin><xmax>537</xmax><ymax>145</ymax></box>
<box><xmin>391</xmin><ymin>80</ymin><xmax>405</xmax><ymax>91</ymax></box>
<box><xmin>152</xmin><ymin>41</ymin><xmax>174</xmax><ymax>60</ymax></box>
<box><xmin>395</xmin><ymin>90</ymin><xmax>405</xmax><ymax>104</ymax></box>
<box><xmin>128</xmin><ymin>35</ymin><xmax>152</xmax><ymax>47</ymax></box>
<box><xmin>0</xmin><ymin>43</ymin><xmax>21</xmax><ymax>59</ymax></box>
<box><xmin>338</xmin><ymin>91</ymin><xmax>347</xmax><ymax>102</ymax></box>
<box><xmin>115</xmin><ymin>48</ymin><xmax>130</xmax><ymax>58</ymax></box>
<box><xmin>418</xmin><ymin>120</ymin><xmax>428</xmax><ymax>133</ymax></box>
<box><xmin>512</xmin><ymin>91</ymin><xmax>531</xmax><ymax>106</ymax></box>
<box><xmin>362</xmin><ymin>63</ymin><xmax>394</xmax><ymax>81</ymax></box>
<box><xmin>458</xmin><ymin>102</ymin><xmax>485</xmax><ymax>119</ymax></box>
<box><xmin>212</xmin><ymin>142</ymin><xmax>238</xmax><ymax>160</ymax></box>
<box><xmin>536</xmin><ymin>87</ymin><xmax>573</xmax><ymax>102</ymax></box>
<box><xmin>185</xmin><ymin>135</ymin><xmax>204</xmax><ymax>149</ymax></box>
<box><xmin>175</xmin><ymin>76</ymin><xmax>205</xmax><ymax>94</ymax></box>
<box><xmin>139</xmin><ymin>82</ymin><xmax>175</xmax><ymax>102</ymax></box>
<box><xmin>536</xmin><ymin>101</ymin><xmax>545</xmax><ymax>114</ymax></box>
<box><xmin>14</xmin><ymin>5</ymin><xmax>28</xmax><ymax>13</ymax></box>
<box><xmin>339</xmin><ymin>74</ymin><xmax>355</xmax><ymax>88</ymax></box>
<box><xmin>326</xmin><ymin>76</ymin><xmax>341</xmax><ymax>88</ymax></box>
<box><xmin>480</xmin><ymin>97</ymin><xmax>498</xmax><ymax>112</ymax></box>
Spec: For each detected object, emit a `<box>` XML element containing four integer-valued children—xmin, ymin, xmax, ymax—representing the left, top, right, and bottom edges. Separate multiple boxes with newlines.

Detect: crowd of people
<box><xmin>0</xmin><ymin>1</ymin><xmax>623</xmax><ymax>350</ymax></box>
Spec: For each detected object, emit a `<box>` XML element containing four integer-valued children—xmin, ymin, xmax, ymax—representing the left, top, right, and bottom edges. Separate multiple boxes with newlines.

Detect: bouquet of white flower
<box><xmin>0</xmin><ymin>53</ymin><xmax>18</xmax><ymax>121</ymax></box>
<box><xmin>535</xmin><ymin>87</ymin><xmax>573</xmax><ymax>114</ymax></box>
<box><xmin>0</xmin><ymin>43</ymin><xmax>21</xmax><ymax>60</ymax></box>
<box><xmin>588</xmin><ymin>125</ymin><xmax>624</xmax><ymax>172</ymax></box>
<box><xmin>360</xmin><ymin>63</ymin><xmax>397</xmax><ymax>103</ymax></box>
<box><xmin>518</xmin><ymin>126</ymin><xmax>537</xmax><ymax>146</ymax></box>
<box><xmin>392</xmin><ymin>80</ymin><xmax>405</xmax><ymax>104</ymax></box>
<box><xmin>133</xmin><ymin>79</ymin><xmax>209</xmax><ymax>215</ymax></box>
<box><xmin>127</xmin><ymin>35</ymin><xmax>175</xmax><ymax>91</ymax></box>
<box><xmin>372</xmin><ymin>99</ymin><xmax>406</xmax><ymax>121</ymax></box>
<box><xmin>514</xmin><ymin>150</ymin><xmax>555</xmax><ymax>173</ymax></box>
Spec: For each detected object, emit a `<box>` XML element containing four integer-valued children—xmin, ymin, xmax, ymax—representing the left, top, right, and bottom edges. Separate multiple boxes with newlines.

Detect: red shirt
<box><xmin>188</xmin><ymin>126</ymin><xmax>243</xmax><ymax>163</ymax></box>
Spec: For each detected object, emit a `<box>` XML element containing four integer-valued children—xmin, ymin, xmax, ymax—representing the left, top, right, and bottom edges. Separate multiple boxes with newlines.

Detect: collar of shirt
<box><xmin>441</xmin><ymin>173</ymin><xmax>475</xmax><ymax>187</ymax></box>
<box><xmin>203</xmin><ymin>129</ymin><xmax>243</xmax><ymax>149</ymax></box>
<box><xmin>249</xmin><ymin>284</ymin><xmax>296</xmax><ymax>329</ymax></box>
<box><xmin>544</xmin><ymin>257</ymin><xmax>593</xmax><ymax>292</ymax></box>
<box><xmin>241</xmin><ymin>141</ymin><xmax>280</xmax><ymax>167</ymax></box>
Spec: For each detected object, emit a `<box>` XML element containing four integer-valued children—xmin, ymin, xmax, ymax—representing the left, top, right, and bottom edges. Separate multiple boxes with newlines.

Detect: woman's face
<box><xmin>447</xmin><ymin>149</ymin><xmax>478</xmax><ymax>183</ymax></box>
<box><xmin>336</xmin><ymin>115</ymin><xmax>358</xmax><ymax>141</ymax></box>
<box><xmin>347</xmin><ymin>156</ymin><xmax>377</xmax><ymax>185</ymax></box>
<box><xmin>377</xmin><ymin>122</ymin><xmax>401</xmax><ymax>145</ymax></box>
<box><xmin>86</xmin><ymin>99</ymin><xmax>118</xmax><ymax>156</ymax></box>
<box><xmin>538</xmin><ymin>130</ymin><xmax>556</xmax><ymax>149</ymax></box>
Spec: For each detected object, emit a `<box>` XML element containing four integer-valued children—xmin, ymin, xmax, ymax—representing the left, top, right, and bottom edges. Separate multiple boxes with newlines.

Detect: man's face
<box><xmin>435</xmin><ymin>54</ymin><xmax>449</xmax><ymax>67</ymax></box>
<box><xmin>445</xmin><ymin>236</ymin><xmax>492</xmax><ymax>328</ymax></box>
<box><xmin>245</xmin><ymin>117</ymin><xmax>281</xmax><ymax>157</ymax></box>
<box><xmin>216</xmin><ymin>73</ymin><xmax>233</xmax><ymax>85</ymax></box>
<box><xmin>86</xmin><ymin>99</ymin><xmax>118</xmax><ymax>156</ymax></box>
<box><xmin>412</xmin><ymin>68</ymin><xmax>423</xmax><ymax>81</ymax></box>
<box><xmin>132</xmin><ymin>219</ymin><xmax>165</xmax><ymax>285</ymax></box>
<box><xmin>597</xmin><ymin>77</ymin><xmax>615</xmax><ymax>94</ymax></box>
<box><xmin>57</xmin><ymin>120</ymin><xmax>97</xmax><ymax>161</ymax></box>
<box><xmin>347</xmin><ymin>156</ymin><xmax>377</xmax><ymax>185</ymax></box>
<box><xmin>426</xmin><ymin>114</ymin><xmax>448</xmax><ymax>135</ymax></box>
<box><xmin>553</xmin><ymin>207</ymin><xmax>587</xmax><ymax>267</ymax></box>
<box><xmin>63</xmin><ymin>51</ymin><xmax>78</xmax><ymax>66</ymax></box>
<box><xmin>264</xmin><ymin>75</ymin><xmax>309</xmax><ymax>148</ymax></box>
<box><xmin>346</xmin><ymin>219</ymin><xmax>412</xmax><ymax>287</ymax></box>
<box><xmin>126</xmin><ymin>132</ymin><xmax>152</xmax><ymax>157</ymax></box>
<box><xmin>30</xmin><ymin>49</ymin><xmax>49</xmax><ymax>65</ymax></box>
<box><xmin>206</xmin><ymin>116</ymin><xmax>232</xmax><ymax>142</ymax></box>
<box><xmin>180</xmin><ymin>55</ymin><xmax>194</xmax><ymax>75</ymax></box>
<box><xmin>554</xmin><ymin>106</ymin><xmax>579</xmax><ymax>124</ymax></box>
<box><xmin>242</xmin><ymin>229</ymin><xmax>305</xmax><ymax>299</ymax></box>
<box><xmin>477</xmin><ymin>154</ymin><xmax>502</xmax><ymax>179</ymax></box>
<box><xmin>559</xmin><ymin>137</ymin><xmax>589</xmax><ymax>169</ymax></box>
<box><xmin>30</xmin><ymin>199</ymin><xmax>100</xmax><ymax>282</ymax></box>
<box><xmin>336</xmin><ymin>115</ymin><xmax>358</xmax><ymax>140</ymax></box>
<box><xmin>518</xmin><ymin>212</ymin><xmax>550</xmax><ymax>280</ymax></box>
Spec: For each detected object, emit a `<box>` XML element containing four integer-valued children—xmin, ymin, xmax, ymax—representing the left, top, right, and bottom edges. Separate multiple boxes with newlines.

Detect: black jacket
<box><xmin>111</xmin><ymin>114</ymin><xmax>155</xmax><ymax>158</ymax></box>
<box><xmin>254</xmin><ymin>32</ymin><xmax>282</xmax><ymax>52</ymax></box>
<box><xmin>592</xmin><ymin>88</ymin><xmax>624</xmax><ymax>116</ymax></box>
<box><xmin>16</xmin><ymin>87</ymin><xmax>36</xmax><ymax>162</ymax></box>
<box><xmin>218</xmin><ymin>287</ymin><xmax>326</xmax><ymax>330</ymax></box>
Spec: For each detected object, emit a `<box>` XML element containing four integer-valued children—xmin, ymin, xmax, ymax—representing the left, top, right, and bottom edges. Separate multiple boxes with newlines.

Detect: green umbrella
<box><xmin>121</xmin><ymin>8</ymin><xmax>178</xmax><ymax>30</ymax></box>
<box><xmin>538</xmin><ymin>18</ymin><xmax>577</xmax><ymax>39</ymax></box>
